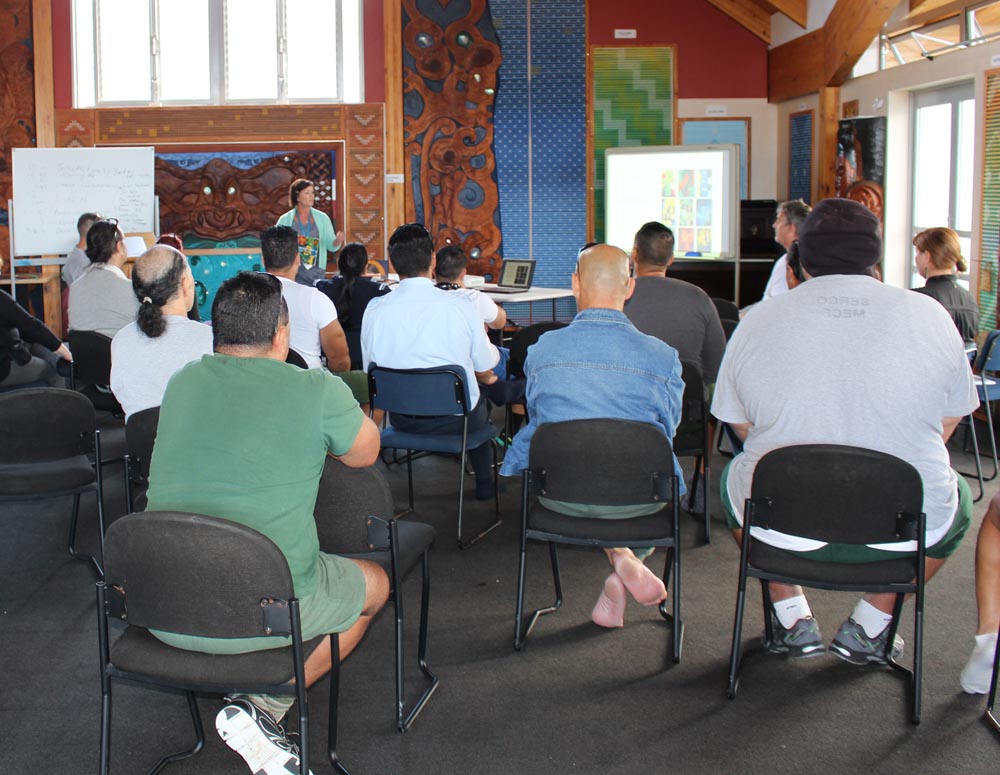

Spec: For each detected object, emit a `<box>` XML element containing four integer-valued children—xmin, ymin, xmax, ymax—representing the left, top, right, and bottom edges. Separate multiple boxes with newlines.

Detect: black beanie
<box><xmin>797</xmin><ymin>198</ymin><xmax>882</xmax><ymax>277</ymax></box>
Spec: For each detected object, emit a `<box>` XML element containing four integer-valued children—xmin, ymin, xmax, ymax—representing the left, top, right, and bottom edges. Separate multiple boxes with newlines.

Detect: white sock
<box><xmin>773</xmin><ymin>594</ymin><xmax>812</xmax><ymax>629</ymax></box>
<box><xmin>851</xmin><ymin>599</ymin><xmax>894</xmax><ymax>638</ymax></box>
<box><xmin>961</xmin><ymin>632</ymin><xmax>998</xmax><ymax>694</ymax></box>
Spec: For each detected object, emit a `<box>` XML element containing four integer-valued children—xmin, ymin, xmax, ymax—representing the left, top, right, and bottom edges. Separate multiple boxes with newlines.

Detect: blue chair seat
<box><xmin>381</xmin><ymin>423</ymin><xmax>498</xmax><ymax>455</ymax></box>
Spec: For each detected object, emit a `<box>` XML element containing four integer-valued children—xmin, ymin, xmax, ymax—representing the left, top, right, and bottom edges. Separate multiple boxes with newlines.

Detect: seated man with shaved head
<box><xmin>111</xmin><ymin>245</ymin><xmax>213</xmax><ymax>418</ymax></box>
<box><xmin>500</xmin><ymin>244</ymin><xmax>685</xmax><ymax>628</ymax></box>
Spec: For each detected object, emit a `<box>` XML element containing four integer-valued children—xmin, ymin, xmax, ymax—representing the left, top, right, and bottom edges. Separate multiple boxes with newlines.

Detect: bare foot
<box><xmin>591</xmin><ymin>572</ymin><xmax>627</xmax><ymax>628</ymax></box>
<box><xmin>612</xmin><ymin>551</ymin><xmax>667</xmax><ymax>606</ymax></box>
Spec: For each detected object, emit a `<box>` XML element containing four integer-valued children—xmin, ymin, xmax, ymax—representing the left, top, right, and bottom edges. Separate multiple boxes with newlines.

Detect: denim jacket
<box><xmin>500</xmin><ymin>308</ymin><xmax>686</xmax><ymax>493</ymax></box>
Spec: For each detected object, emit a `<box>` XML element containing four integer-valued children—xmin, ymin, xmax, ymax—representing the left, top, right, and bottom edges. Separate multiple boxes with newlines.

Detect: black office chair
<box><xmin>958</xmin><ymin>329</ymin><xmax>1000</xmax><ymax>502</ymax></box>
<box><xmin>506</xmin><ymin>321</ymin><xmax>567</xmax><ymax>380</ymax></box>
<box><xmin>98</xmin><ymin>511</ymin><xmax>350</xmax><ymax>775</ymax></box>
<box><xmin>676</xmin><ymin>361</ymin><xmax>711</xmax><ymax>543</ymax></box>
<box><xmin>286</xmin><ymin>348</ymin><xmax>309</xmax><ymax>369</ymax></box>
<box><xmin>368</xmin><ymin>363</ymin><xmax>500</xmax><ymax>548</ymax></box>
<box><xmin>0</xmin><ymin>387</ymin><xmax>107</xmax><ymax>577</ymax></box>
<box><xmin>68</xmin><ymin>330</ymin><xmax>124</xmax><ymax>415</ymax></box>
<box><xmin>727</xmin><ymin>444</ymin><xmax>927</xmax><ymax>724</ymax></box>
<box><xmin>711</xmin><ymin>297</ymin><xmax>740</xmax><ymax>323</ymax></box>
<box><xmin>513</xmin><ymin>419</ymin><xmax>683</xmax><ymax>662</ymax></box>
<box><xmin>987</xmin><ymin>619</ymin><xmax>1000</xmax><ymax>735</ymax></box>
<box><xmin>124</xmin><ymin>405</ymin><xmax>160</xmax><ymax>513</ymax></box>
<box><xmin>314</xmin><ymin>458</ymin><xmax>439</xmax><ymax>731</ymax></box>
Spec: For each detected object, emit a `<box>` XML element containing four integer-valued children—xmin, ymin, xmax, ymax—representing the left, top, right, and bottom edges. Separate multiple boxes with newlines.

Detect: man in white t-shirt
<box><xmin>759</xmin><ymin>199</ymin><xmax>811</xmax><ymax>302</ymax></box>
<box><xmin>433</xmin><ymin>244</ymin><xmax>507</xmax><ymax>330</ymax></box>
<box><xmin>261</xmin><ymin>226</ymin><xmax>369</xmax><ymax>404</ymax></box>
<box><xmin>712</xmin><ymin>198</ymin><xmax>977</xmax><ymax>664</ymax></box>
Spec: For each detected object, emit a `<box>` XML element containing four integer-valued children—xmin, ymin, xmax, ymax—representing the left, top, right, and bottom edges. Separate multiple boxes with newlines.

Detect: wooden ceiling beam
<box><xmin>705</xmin><ymin>0</ymin><xmax>772</xmax><ymax>44</ymax></box>
<box><xmin>824</xmin><ymin>0</ymin><xmax>898</xmax><ymax>86</ymax></box>
<box><xmin>756</xmin><ymin>0</ymin><xmax>808</xmax><ymax>29</ymax></box>
<box><xmin>769</xmin><ymin>0</ymin><xmax>900</xmax><ymax>101</ymax></box>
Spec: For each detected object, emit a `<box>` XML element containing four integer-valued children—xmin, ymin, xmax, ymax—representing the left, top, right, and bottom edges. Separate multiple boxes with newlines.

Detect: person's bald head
<box><xmin>572</xmin><ymin>244</ymin><xmax>635</xmax><ymax>311</ymax></box>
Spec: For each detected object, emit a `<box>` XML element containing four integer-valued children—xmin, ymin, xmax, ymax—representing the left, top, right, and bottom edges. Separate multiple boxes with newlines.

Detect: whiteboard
<box><xmin>12</xmin><ymin>147</ymin><xmax>155</xmax><ymax>256</ymax></box>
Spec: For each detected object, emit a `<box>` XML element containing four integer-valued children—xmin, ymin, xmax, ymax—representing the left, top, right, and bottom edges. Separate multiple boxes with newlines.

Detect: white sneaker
<box><xmin>960</xmin><ymin>632</ymin><xmax>998</xmax><ymax>695</ymax></box>
<box><xmin>216</xmin><ymin>698</ymin><xmax>314</xmax><ymax>775</ymax></box>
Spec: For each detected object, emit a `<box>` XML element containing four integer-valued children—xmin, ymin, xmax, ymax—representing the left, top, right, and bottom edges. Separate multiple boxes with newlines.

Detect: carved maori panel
<box><xmin>54</xmin><ymin>104</ymin><xmax>386</xmax><ymax>262</ymax></box>
<box><xmin>402</xmin><ymin>0</ymin><xmax>503</xmax><ymax>277</ymax></box>
<box><xmin>0</xmin><ymin>0</ymin><xmax>36</xmax><ymax>266</ymax></box>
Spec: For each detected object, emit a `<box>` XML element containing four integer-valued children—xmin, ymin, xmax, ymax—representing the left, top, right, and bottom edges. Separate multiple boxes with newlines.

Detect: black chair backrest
<box><xmin>104</xmin><ymin>511</ymin><xmax>295</xmax><ymax>637</ymax></box>
<box><xmin>68</xmin><ymin>330</ymin><xmax>114</xmax><ymax>387</ymax></box>
<box><xmin>314</xmin><ymin>457</ymin><xmax>395</xmax><ymax>553</ymax></box>
<box><xmin>674</xmin><ymin>361</ymin><xmax>706</xmax><ymax>454</ymax></box>
<box><xmin>748</xmin><ymin>445</ymin><xmax>924</xmax><ymax>545</ymax></box>
<box><xmin>721</xmin><ymin>318</ymin><xmax>738</xmax><ymax>342</ymax></box>
<box><xmin>286</xmin><ymin>348</ymin><xmax>309</xmax><ymax>369</ymax></box>
<box><xmin>125</xmin><ymin>405</ymin><xmax>160</xmax><ymax>486</ymax></box>
<box><xmin>507</xmin><ymin>322</ymin><xmax>567</xmax><ymax>379</ymax></box>
<box><xmin>712</xmin><ymin>297</ymin><xmax>740</xmax><ymax>323</ymax></box>
<box><xmin>0</xmin><ymin>387</ymin><xmax>94</xmax><ymax>464</ymax></box>
<box><xmin>528</xmin><ymin>419</ymin><xmax>675</xmax><ymax>506</ymax></box>
<box><xmin>368</xmin><ymin>364</ymin><xmax>471</xmax><ymax>416</ymax></box>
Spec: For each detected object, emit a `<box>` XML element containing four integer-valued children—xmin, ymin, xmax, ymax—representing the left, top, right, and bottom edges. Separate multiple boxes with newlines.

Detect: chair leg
<box><xmin>726</xmin><ymin>567</ymin><xmax>751</xmax><ymax>698</ymax></box>
<box><xmin>515</xmin><ymin>542</ymin><xmax>563</xmax><ymax>649</ymax></box>
<box><xmin>456</xmin><ymin>443</ymin><xmax>503</xmax><ymax>550</ymax></box>
<box><xmin>657</xmin><ymin>546</ymin><xmax>684</xmax><ymax>663</ymax></box>
<box><xmin>399</xmin><ymin>548</ymin><xmax>439</xmax><ymax>731</ymax></box>
<box><xmin>957</xmin><ymin>414</ymin><xmax>986</xmax><ymax>502</ymax></box>
<box><xmin>702</xmin><ymin>457</ymin><xmax>711</xmax><ymax>544</ymax></box>
<box><xmin>147</xmin><ymin>693</ymin><xmax>205</xmax><ymax>775</ymax></box>
<box><xmin>327</xmin><ymin>633</ymin><xmax>350</xmax><ymax>775</ymax></box>
<box><xmin>986</xmin><ymin>619</ymin><xmax>1000</xmax><ymax>733</ymax></box>
<box><xmin>98</xmin><ymin>583</ymin><xmax>113</xmax><ymax>775</ymax></box>
<box><xmin>883</xmin><ymin>593</ymin><xmax>919</xmax><ymax>724</ymax></box>
<box><xmin>124</xmin><ymin>454</ymin><xmax>134</xmax><ymax>514</ymax></box>
<box><xmin>985</xmin><ymin>397</ymin><xmax>999</xmax><ymax>482</ymax></box>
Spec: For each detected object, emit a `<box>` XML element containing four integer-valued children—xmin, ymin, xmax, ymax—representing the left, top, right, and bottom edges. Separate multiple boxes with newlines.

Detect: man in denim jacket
<box><xmin>500</xmin><ymin>244</ymin><xmax>685</xmax><ymax>628</ymax></box>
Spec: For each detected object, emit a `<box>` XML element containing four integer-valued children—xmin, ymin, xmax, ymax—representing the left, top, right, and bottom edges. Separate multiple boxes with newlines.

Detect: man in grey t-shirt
<box><xmin>623</xmin><ymin>221</ymin><xmax>725</xmax><ymax>386</ymax></box>
<box><xmin>712</xmin><ymin>198</ymin><xmax>977</xmax><ymax>665</ymax></box>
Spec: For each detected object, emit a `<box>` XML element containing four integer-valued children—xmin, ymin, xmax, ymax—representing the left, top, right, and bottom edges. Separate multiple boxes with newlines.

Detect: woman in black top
<box><xmin>316</xmin><ymin>243</ymin><xmax>391</xmax><ymax>370</ymax></box>
<box><xmin>0</xmin><ymin>258</ymin><xmax>72</xmax><ymax>388</ymax></box>
<box><xmin>912</xmin><ymin>227</ymin><xmax>979</xmax><ymax>342</ymax></box>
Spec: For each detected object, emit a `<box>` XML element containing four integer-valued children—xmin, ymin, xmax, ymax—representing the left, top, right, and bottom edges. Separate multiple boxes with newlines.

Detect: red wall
<box><xmin>49</xmin><ymin>0</ymin><xmax>387</xmax><ymax>109</ymax></box>
<box><xmin>588</xmin><ymin>0</ymin><xmax>768</xmax><ymax>98</ymax></box>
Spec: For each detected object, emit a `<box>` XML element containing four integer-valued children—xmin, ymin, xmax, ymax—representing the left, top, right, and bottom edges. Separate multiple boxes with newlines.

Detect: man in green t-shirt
<box><xmin>146</xmin><ymin>271</ymin><xmax>387</xmax><ymax>775</ymax></box>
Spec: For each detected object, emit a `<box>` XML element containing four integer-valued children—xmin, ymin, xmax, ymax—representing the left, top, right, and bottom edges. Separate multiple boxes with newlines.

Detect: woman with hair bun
<box><xmin>276</xmin><ymin>178</ymin><xmax>345</xmax><ymax>286</ymax></box>
<box><xmin>912</xmin><ymin>227</ymin><xmax>979</xmax><ymax>342</ymax></box>
<box><xmin>110</xmin><ymin>245</ymin><xmax>213</xmax><ymax>418</ymax></box>
<box><xmin>316</xmin><ymin>242</ymin><xmax>390</xmax><ymax>370</ymax></box>
<box><xmin>67</xmin><ymin>218</ymin><xmax>139</xmax><ymax>337</ymax></box>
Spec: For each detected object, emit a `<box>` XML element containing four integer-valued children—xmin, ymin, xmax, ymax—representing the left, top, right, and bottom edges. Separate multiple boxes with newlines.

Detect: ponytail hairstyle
<box><xmin>335</xmin><ymin>242</ymin><xmax>369</xmax><ymax>325</ymax></box>
<box><xmin>132</xmin><ymin>246</ymin><xmax>188</xmax><ymax>338</ymax></box>
<box><xmin>913</xmin><ymin>227</ymin><xmax>967</xmax><ymax>273</ymax></box>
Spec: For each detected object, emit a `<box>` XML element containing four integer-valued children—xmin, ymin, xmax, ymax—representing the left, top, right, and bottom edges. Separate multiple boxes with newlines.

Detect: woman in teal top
<box><xmin>276</xmin><ymin>178</ymin><xmax>344</xmax><ymax>285</ymax></box>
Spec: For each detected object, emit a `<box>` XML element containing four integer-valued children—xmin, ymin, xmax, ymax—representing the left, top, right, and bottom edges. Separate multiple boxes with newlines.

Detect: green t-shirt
<box><xmin>146</xmin><ymin>354</ymin><xmax>364</xmax><ymax>598</ymax></box>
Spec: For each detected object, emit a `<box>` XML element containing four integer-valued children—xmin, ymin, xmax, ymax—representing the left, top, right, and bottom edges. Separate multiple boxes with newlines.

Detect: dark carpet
<box><xmin>3</xmin><ymin>435</ymin><xmax>998</xmax><ymax>774</ymax></box>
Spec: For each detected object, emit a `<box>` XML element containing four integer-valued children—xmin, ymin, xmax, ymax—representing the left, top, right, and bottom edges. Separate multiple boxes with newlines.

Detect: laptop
<box><xmin>480</xmin><ymin>259</ymin><xmax>536</xmax><ymax>294</ymax></box>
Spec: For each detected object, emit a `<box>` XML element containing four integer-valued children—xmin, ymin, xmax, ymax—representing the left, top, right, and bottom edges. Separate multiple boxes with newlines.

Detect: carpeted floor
<box><xmin>3</xmin><ymin>431</ymin><xmax>999</xmax><ymax>774</ymax></box>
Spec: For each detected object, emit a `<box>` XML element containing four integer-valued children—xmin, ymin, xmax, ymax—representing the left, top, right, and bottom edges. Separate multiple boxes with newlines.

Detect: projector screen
<box><xmin>604</xmin><ymin>144</ymin><xmax>740</xmax><ymax>259</ymax></box>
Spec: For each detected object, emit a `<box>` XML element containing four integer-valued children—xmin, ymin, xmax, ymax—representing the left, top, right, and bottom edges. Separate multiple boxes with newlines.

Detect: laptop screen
<box><xmin>500</xmin><ymin>259</ymin><xmax>535</xmax><ymax>288</ymax></box>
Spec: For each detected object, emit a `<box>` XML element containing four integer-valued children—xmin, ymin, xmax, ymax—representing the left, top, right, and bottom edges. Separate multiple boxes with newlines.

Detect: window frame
<box><xmin>74</xmin><ymin>0</ymin><xmax>355</xmax><ymax>108</ymax></box>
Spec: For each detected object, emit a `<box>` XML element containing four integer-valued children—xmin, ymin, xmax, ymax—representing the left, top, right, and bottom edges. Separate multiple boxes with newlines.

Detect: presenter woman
<box><xmin>277</xmin><ymin>178</ymin><xmax>344</xmax><ymax>285</ymax></box>
<box><xmin>912</xmin><ymin>227</ymin><xmax>979</xmax><ymax>342</ymax></box>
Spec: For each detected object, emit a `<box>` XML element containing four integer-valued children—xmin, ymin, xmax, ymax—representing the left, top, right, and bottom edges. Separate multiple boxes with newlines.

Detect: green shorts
<box><xmin>333</xmin><ymin>370</ymin><xmax>370</xmax><ymax>405</ymax></box>
<box><xmin>719</xmin><ymin>460</ymin><xmax>972</xmax><ymax>562</ymax></box>
<box><xmin>151</xmin><ymin>552</ymin><xmax>366</xmax><ymax>655</ymax></box>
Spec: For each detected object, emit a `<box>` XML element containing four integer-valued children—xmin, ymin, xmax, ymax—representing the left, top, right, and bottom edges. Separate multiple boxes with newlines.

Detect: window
<box><xmin>909</xmin><ymin>82</ymin><xmax>976</xmax><ymax>289</ymax></box>
<box><xmin>71</xmin><ymin>0</ymin><xmax>363</xmax><ymax>107</ymax></box>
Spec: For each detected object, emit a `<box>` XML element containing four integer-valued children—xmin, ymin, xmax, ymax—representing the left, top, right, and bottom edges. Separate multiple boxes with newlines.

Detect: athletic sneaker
<box><xmin>764</xmin><ymin>614</ymin><xmax>826</xmax><ymax>659</ymax></box>
<box><xmin>215</xmin><ymin>698</ymin><xmax>313</xmax><ymax>775</ymax></box>
<box><xmin>829</xmin><ymin>617</ymin><xmax>904</xmax><ymax>665</ymax></box>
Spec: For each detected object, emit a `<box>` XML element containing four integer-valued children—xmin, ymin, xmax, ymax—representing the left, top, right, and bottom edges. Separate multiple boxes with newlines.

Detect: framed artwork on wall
<box><xmin>789</xmin><ymin>110</ymin><xmax>814</xmax><ymax>204</ymax></box>
<box><xmin>588</xmin><ymin>45</ymin><xmax>677</xmax><ymax>242</ymax></box>
<box><xmin>679</xmin><ymin>118</ymin><xmax>750</xmax><ymax>200</ymax></box>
